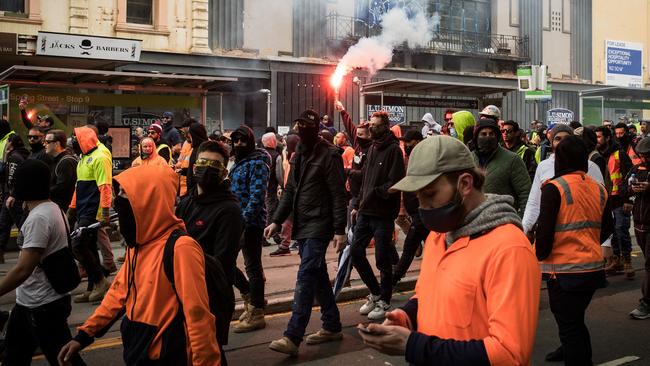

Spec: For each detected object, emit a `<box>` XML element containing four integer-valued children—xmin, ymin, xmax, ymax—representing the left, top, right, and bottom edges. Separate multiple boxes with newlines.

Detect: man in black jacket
<box><xmin>0</xmin><ymin>135</ymin><xmax>29</xmax><ymax>263</ymax></box>
<box><xmin>176</xmin><ymin>140</ymin><xmax>243</xmax><ymax>285</ymax></box>
<box><xmin>265</xmin><ymin>109</ymin><xmax>348</xmax><ymax>356</ymax></box>
<box><xmin>44</xmin><ymin>130</ymin><xmax>78</xmax><ymax>211</ymax></box>
<box><xmin>352</xmin><ymin>111</ymin><xmax>405</xmax><ymax>320</ymax></box>
<box><xmin>27</xmin><ymin>127</ymin><xmax>52</xmax><ymax>166</ymax></box>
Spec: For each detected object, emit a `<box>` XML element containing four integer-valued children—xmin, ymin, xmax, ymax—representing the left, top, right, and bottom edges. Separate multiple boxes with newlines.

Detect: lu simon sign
<box><xmin>36</xmin><ymin>32</ymin><xmax>142</xmax><ymax>62</ymax></box>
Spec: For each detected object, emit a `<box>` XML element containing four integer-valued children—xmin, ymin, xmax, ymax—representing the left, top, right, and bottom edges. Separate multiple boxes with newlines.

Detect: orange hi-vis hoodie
<box><xmin>404</xmin><ymin>223</ymin><xmax>541</xmax><ymax>366</ymax></box>
<box><xmin>74</xmin><ymin>165</ymin><xmax>220</xmax><ymax>366</ymax></box>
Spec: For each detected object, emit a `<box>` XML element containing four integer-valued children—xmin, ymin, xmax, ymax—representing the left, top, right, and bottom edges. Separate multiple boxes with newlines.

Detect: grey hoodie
<box><xmin>445</xmin><ymin>194</ymin><xmax>523</xmax><ymax>248</ymax></box>
<box><xmin>421</xmin><ymin>113</ymin><xmax>442</xmax><ymax>137</ymax></box>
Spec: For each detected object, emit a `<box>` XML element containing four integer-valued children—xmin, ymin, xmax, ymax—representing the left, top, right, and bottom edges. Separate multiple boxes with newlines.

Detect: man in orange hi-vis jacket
<box><xmin>359</xmin><ymin>136</ymin><xmax>540</xmax><ymax>366</ymax></box>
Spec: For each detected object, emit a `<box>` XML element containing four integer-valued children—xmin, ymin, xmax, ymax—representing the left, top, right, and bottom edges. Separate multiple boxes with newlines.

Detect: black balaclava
<box><xmin>13</xmin><ymin>159</ymin><xmax>50</xmax><ymax>201</ymax></box>
<box><xmin>231</xmin><ymin>125</ymin><xmax>256</xmax><ymax>161</ymax></box>
<box><xmin>113</xmin><ymin>182</ymin><xmax>137</xmax><ymax>247</ymax></box>
<box><xmin>189</xmin><ymin>122</ymin><xmax>208</xmax><ymax>149</ymax></box>
<box><xmin>554</xmin><ymin>135</ymin><xmax>589</xmax><ymax>177</ymax></box>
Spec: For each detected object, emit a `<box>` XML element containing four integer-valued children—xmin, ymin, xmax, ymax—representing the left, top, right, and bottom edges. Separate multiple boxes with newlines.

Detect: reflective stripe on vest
<box><xmin>608</xmin><ymin>150</ymin><xmax>623</xmax><ymax>195</ymax></box>
<box><xmin>516</xmin><ymin>144</ymin><xmax>528</xmax><ymax>160</ymax></box>
<box><xmin>0</xmin><ymin>131</ymin><xmax>15</xmax><ymax>162</ymax></box>
<box><xmin>539</xmin><ymin>173</ymin><xmax>607</xmax><ymax>275</ymax></box>
<box><xmin>157</xmin><ymin>144</ymin><xmax>172</xmax><ymax>165</ymax></box>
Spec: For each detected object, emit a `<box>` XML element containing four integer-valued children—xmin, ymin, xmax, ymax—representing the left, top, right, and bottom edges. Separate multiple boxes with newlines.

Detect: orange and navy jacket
<box><xmin>401</xmin><ymin>224</ymin><xmax>540</xmax><ymax>366</ymax></box>
<box><xmin>74</xmin><ymin>165</ymin><xmax>220</xmax><ymax>366</ymax></box>
<box><xmin>69</xmin><ymin>126</ymin><xmax>112</xmax><ymax>222</ymax></box>
<box><xmin>539</xmin><ymin>173</ymin><xmax>606</xmax><ymax>276</ymax></box>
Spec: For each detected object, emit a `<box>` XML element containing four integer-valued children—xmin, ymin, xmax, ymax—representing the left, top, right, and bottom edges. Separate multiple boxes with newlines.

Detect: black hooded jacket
<box><xmin>176</xmin><ymin>180</ymin><xmax>243</xmax><ymax>284</ymax></box>
<box><xmin>355</xmin><ymin>132</ymin><xmax>405</xmax><ymax>220</ymax></box>
<box><xmin>273</xmin><ymin>139</ymin><xmax>347</xmax><ymax>240</ymax></box>
<box><xmin>4</xmin><ymin>139</ymin><xmax>29</xmax><ymax>195</ymax></box>
<box><xmin>186</xmin><ymin>123</ymin><xmax>208</xmax><ymax>192</ymax></box>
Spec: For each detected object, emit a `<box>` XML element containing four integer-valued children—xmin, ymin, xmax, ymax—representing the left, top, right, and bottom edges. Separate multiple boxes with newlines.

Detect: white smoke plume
<box><xmin>332</xmin><ymin>7</ymin><xmax>435</xmax><ymax>85</ymax></box>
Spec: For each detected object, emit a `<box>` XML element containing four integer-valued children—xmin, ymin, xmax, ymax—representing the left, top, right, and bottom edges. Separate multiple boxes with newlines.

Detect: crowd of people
<box><xmin>0</xmin><ymin>97</ymin><xmax>648</xmax><ymax>366</ymax></box>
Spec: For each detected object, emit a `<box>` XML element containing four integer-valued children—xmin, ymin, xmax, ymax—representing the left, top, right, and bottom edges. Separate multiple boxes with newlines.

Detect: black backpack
<box><xmin>162</xmin><ymin>229</ymin><xmax>235</xmax><ymax>345</ymax></box>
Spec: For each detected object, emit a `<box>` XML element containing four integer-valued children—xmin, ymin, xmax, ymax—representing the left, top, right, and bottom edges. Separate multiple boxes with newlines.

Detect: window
<box><xmin>0</xmin><ymin>0</ymin><xmax>25</xmax><ymax>13</ymax></box>
<box><xmin>428</xmin><ymin>0</ymin><xmax>491</xmax><ymax>33</ymax></box>
<box><xmin>127</xmin><ymin>0</ymin><xmax>152</xmax><ymax>25</ymax></box>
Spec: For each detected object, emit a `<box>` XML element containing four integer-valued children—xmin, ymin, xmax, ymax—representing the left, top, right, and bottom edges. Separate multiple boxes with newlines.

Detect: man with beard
<box><xmin>615</xmin><ymin>122</ymin><xmax>642</xmax><ymax>166</ymax></box>
<box><xmin>27</xmin><ymin>127</ymin><xmax>52</xmax><ymax>165</ymax></box>
<box><xmin>351</xmin><ymin>111</ymin><xmax>405</xmax><ymax>320</ymax></box>
<box><xmin>44</xmin><ymin>130</ymin><xmax>78</xmax><ymax>210</ymax></box>
<box><xmin>472</xmin><ymin>119</ymin><xmax>531</xmax><ymax>216</ymax></box>
<box><xmin>147</xmin><ymin>123</ymin><xmax>172</xmax><ymax>165</ymax></box>
<box><xmin>501</xmin><ymin>120</ymin><xmax>536</xmax><ymax>181</ymax></box>
<box><xmin>597</xmin><ymin>126</ymin><xmax>634</xmax><ymax>277</ymax></box>
<box><xmin>265</xmin><ymin>109</ymin><xmax>347</xmax><ymax>356</ymax></box>
<box><xmin>160</xmin><ymin>111</ymin><xmax>183</xmax><ymax>157</ymax></box>
<box><xmin>392</xmin><ymin>130</ymin><xmax>427</xmax><ymax>285</ymax></box>
<box><xmin>229</xmin><ymin>125</ymin><xmax>270</xmax><ymax>333</ymax></box>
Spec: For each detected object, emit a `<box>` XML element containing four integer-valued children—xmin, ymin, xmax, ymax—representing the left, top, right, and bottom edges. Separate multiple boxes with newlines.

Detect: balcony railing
<box><xmin>326</xmin><ymin>13</ymin><xmax>529</xmax><ymax>61</ymax></box>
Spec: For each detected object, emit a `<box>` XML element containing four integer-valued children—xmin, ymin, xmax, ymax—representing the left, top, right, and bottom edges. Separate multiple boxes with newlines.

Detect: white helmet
<box><xmin>480</xmin><ymin>105</ymin><xmax>501</xmax><ymax>119</ymax></box>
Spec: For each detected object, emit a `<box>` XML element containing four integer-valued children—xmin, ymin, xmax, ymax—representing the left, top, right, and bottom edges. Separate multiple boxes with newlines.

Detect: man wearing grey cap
<box><xmin>357</xmin><ymin>135</ymin><xmax>540</xmax><ymax>365</ymax></box>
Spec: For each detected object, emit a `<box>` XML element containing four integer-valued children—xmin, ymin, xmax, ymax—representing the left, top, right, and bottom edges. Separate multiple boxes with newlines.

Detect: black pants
<box><xmin>635</xmin><ymin>229</ymin><xmax>650</xmax><ymax>304</ymax></box>
<box><xmin>4</xmin><ymin>295</ymin><xmax>86</xmax><ymax>366</ymax></box>
<box><xmin>547</xmin><ymin>279</ymin><xmax>595</xmax><ymax>366</ymax></box>
<box><xmin>351</xmin><ymin>214</ymin><xmax>394</xmax><ymax>303</ymax></box>
<box><xmin>233</xmin><ymin>226</ymin><xmax>266</xmax><ymax>308</ymax></box>
<box><xmin>71</xmin><ymin>218</ymin><xmax>104</xmax><ymax>289</ymax></box>
<box><xmin>0</xmin><ymin>194</ymin><xmax>23</xmax><ymax>252</ymax></box>
<box><xmin>393</xmin><ymin>223</ymin><xmax>428</xmax><ymax>282</ymax></box>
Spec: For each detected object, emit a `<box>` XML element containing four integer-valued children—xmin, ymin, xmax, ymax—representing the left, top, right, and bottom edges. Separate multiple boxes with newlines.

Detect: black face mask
<box><xmin>477</xmin><ymin>136</ymin><xmax>498</xmax><ymax>155</ymax></box>
<box><xmin>72</xmin><ymin>136</ymin><xmax>82</xmax><ymax>155</ymax></box>
<box><xmin>418</xmin><ymin>187</ymin><xmax>465</xmax><ymax>233</ymax></box>
<box><xmin>405</xmin><ymin>145</ymin><xmax>415</xmax><ymax>157</ymax></box>
<box><xmin>357</xmin><ymin>137</ymin><xmax>372</xmax><ymax>148</ymax></box>
<box><xmin>194</xmin><ymin>166</ymin><xmax>225</xmax><ymax>191</ymax></box>
<box><xmin>30</xmin><ymin>142</ymin><xmax>44</xmax><ymax>152</ymax></box>
<box><xmin>369</xmin><ymin>124</ymin><xmax>389</xmax><ymax>140</ymax></box>
<box><xmin>114</xmin><ymin>196</ymin><xmax>137</xmax><ymax>247</ymax></box>
<box><xmin>298</xmin><ymin>125</ymin><xmax>319</xmax><ymax>147</ymax></box>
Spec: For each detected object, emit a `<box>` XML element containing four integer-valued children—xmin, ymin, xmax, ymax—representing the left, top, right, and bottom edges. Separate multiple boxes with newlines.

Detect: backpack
<box><xmin>162</xmin><ymin>229</ymin><xmax>235</xmax><ymax>345</ymax></box>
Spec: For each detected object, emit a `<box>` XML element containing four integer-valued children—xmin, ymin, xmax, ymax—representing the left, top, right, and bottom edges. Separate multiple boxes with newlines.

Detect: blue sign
<box><xmin>606</xmin><ymin>40</ymin><xmax>644</xmax><ymax>88</ymax></box>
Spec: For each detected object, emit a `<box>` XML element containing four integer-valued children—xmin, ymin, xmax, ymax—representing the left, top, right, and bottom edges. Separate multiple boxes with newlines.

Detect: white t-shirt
<box><xmin>16</xmin><ymin>201</ymin><xmax>68</xmax><ymax>308</ymax></box>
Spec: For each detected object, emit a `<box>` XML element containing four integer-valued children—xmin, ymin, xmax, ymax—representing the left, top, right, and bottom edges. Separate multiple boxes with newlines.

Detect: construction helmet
<box><xmin>479</xmin><ymin>105</ymin><xmax>501</xmax><ymax>119</ymax></box>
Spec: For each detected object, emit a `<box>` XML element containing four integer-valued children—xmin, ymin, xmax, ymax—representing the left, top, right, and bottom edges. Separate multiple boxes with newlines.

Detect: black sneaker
<box><xmin>630</xmin><ymin>300</ymin><xmax>650</xmax><ymax>319</ymax></box>
<box><xmin>270</xmin><ymin>247</ymin><xmax>291</xmax><ymax>256</ymax></box>
<box><xmin>545</xmin><ymin>346</ymin><xmax>563</xmax><ymax>362</ymax></box>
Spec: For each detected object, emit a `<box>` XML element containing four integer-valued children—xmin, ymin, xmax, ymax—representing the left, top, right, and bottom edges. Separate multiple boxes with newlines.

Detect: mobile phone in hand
<box><xmin>358</xmin><ymin>323</ymin><xmax>375</xmax><ymax>334</ymax></box>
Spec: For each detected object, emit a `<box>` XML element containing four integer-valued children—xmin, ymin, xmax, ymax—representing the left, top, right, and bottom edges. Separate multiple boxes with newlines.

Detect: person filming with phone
<box><xmin>358</xmin><ymin>136</ymin><xmax>541</xmax><ymax>365</ymax></box>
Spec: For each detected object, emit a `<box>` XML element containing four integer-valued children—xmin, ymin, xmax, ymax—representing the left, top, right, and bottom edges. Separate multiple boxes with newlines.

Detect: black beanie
<box><xmin>13</xmin><ymin>159</ymin><xmax>50</xmax><ymax>201</ymax></box>
<box><xmin>554</xmin><ymin>135</ymin><xmax>589</xmax><ymax>176</ymax></box>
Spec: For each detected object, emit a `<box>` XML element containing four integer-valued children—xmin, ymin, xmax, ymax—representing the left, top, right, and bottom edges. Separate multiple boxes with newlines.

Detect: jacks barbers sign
<box><xmin>36</xmin><ymin>32</ymin><xmax>142</xmax><ymax>61</ymax></box>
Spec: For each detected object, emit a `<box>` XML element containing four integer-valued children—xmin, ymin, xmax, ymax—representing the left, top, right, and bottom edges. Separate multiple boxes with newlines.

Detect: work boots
<box><xmin>605</xmin><ymin>255</ymin><xmax>623</xmax><ymax>275</ymax></box>
<box><xmin>233</xmin><ymin>307</ymin><xmax>266</xmax><ymax>333</ymax></box>
<box><xmin>624</xmin><ymin>256</ymin><xmax>635</xmax><ymax>279</ymax></box>
<box><xmin>238</xmin><ymin>293</ymin><xmax>251</xmax><ymax>322</ymax></box>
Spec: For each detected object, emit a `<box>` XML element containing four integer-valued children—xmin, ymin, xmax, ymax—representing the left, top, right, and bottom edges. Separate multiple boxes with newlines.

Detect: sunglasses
<box><xmin>44</xmin><ymin>139</ymin><xmax>57</xmax><ymax>144</ymax></box>
<box><xmin>500</xmin><ymin>129</ymin><xmax>514</xmax><ymax>134</ymax></box>
<box><xmin>28</xmin><ymin>135</ymin><xmax>43</xmax><ymax>140</ymax></box>
<box><xmin>195</xmin><ymin>158</ymin><xmax>225</xmax><ymax>170</ymax></box>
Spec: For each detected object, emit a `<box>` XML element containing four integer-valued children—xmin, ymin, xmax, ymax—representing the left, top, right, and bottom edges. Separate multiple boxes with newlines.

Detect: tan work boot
<box><xmin>605</xmin><ymin>255</ymin><xmax>622</xmax><ymax>275</ymax></box>
<box><xmin>233</xmin><ymin>307</ymin><xmax>266</xmax><ymax>333</ymax></box>
<box><xmin>269</xmin><ymin>337</ymin><xmax>299</xmax><ymax>356</ymax></box>
<box><xmin>88</xmin><ymin>278</ymin><xmax>111</xmax><ymax>302</ymax></box>
<box><xmin>73</xmin><ymin>291</ymin><xmax>91</xmax><ymax>303</ymax></box>
<box><xmin>624</xmin><ymin>256</ymin><xmax>635</xmax><ymax>279</ymax></box>
<box><xmin>239</xmin><ymin>293</ymin><xmax>251</xmax><ymax>322</ymax></box>
<box><xmin>305</xmin><ymin>329</ymin><xmax>343</xmax><ymax>345</ymax></box>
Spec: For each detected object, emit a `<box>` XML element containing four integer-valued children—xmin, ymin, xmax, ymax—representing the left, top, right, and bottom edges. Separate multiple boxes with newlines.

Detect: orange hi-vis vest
<box><xmin>539</xmin><ymin>173</ymin><xmax>607</xmax><ymax>276</ymax></box>
<box><xmin>628</xmin><ymin>145</ymin><xmax>642</xmax><ymax>166</ymax></box>
<box><xmin>608</xmin><ymin>150</ymin><xmax>623</xmax><ymax>196</ymax></box>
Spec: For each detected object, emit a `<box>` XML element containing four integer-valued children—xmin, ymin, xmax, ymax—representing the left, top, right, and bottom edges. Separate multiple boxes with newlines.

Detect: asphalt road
<box><xmin>33</xmin><ymin>272</ymin><xmax>649</xmax><ymax>366</ymax></box>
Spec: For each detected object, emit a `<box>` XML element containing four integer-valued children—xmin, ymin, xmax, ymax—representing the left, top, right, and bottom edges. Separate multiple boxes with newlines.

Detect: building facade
<box><xmin>1</xmin><ymin>0</ymin><xmax>633</xmax><ymax>146</ymax></box>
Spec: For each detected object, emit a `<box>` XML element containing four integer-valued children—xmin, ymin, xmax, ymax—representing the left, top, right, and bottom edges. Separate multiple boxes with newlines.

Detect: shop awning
<box><xmin>361</xmin><ymin>78</ymin><xmax>518</xmax><ymax>98</ymax></box>
<box><xmin>0</xmin><ymin>65</ymin><xmax>237</xmax><ymax>94</ymax></box>
<box><xmin>579</xmin><ymin>86</ymin><xmax>650</xmax><ymax>100</ymax></box>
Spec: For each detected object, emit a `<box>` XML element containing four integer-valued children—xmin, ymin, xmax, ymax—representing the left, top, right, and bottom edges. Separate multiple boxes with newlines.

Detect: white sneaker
<box><xmin>359</xmin><ymin>294</ymin><xmax>380</xmax><ymax>315</ymax></box>
<box><xmin>367</xmin><ymin>300</ymin><xmax>391</xmax><ymax>320</ymax></box>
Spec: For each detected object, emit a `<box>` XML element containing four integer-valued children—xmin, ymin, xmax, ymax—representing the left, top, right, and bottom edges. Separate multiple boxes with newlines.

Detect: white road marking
<box><xmin>597</xmin><ymin>356</ymin><xmax>641</xmax><ymax>366</ymax></box>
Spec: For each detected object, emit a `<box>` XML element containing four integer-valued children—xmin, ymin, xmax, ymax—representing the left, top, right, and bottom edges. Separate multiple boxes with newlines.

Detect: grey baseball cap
<box><xmin>390</xmin><ymin>135</ymin><xmax>476</xmax><ymax>192</ymax></box>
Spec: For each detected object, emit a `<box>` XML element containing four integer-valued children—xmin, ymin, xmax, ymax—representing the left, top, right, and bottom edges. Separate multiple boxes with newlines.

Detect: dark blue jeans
<box><xmin>285</xmin><ymin>238</ymin><xmax>341</xmax><ymax>345</ymax></box>
<box><xmin>351</xmin><ymin>214</ymin><xmax>395</xmax><ymax>303</ymax></box>
<box><xmin>612</xmin><ymin>206</ymin><xmax>632</xmax><ymax>257</ymax></box>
